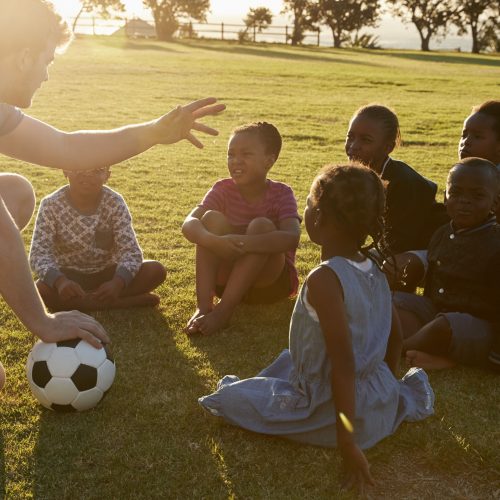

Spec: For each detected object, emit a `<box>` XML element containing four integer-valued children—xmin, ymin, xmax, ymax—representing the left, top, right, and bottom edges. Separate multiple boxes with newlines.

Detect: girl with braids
<box><xmin>183</xmin><ymin>122</ymin><xmax>301</xmax><ymax>336</ymax></box>
<box><xmin>345</xmin><ymin>104</ymin><xmax>447</xmax><ymax>254</ymax></box>
<box><xmin>199</xmin><ymin>164</ymin><xmax>434</xmax><ymax>489</ymax></box>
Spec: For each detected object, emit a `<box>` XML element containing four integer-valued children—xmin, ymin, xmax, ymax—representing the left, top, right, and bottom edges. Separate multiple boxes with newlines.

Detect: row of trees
<box><xmin>280</xmin><ymin>0</ymin><xmax>499</xmax><ymax>52</ymax></box>
<box><xmin>73</xmin><ymin>0</ymin><xmax>499</xmax><ymax>53</ymax></box>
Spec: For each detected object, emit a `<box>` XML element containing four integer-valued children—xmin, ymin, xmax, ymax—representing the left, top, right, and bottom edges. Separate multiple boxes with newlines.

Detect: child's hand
<box><xmin>55</xmin><ymin>277</ymin><xmax>86</xmax><ymax>301</ymax></box>
<box><xmin>210</xmin><ymin>235</ymin><xmax>245</xmax><ymax>260</ymax></box>
<box><xmin>340</xmin><ymin>442</ymin><xmax>375</xmax><ymax>495</ymax></box>
<box><xmin>91</xmin><ymin>277</ymin><xmax>125</xmax><ymax>304</ymax></box>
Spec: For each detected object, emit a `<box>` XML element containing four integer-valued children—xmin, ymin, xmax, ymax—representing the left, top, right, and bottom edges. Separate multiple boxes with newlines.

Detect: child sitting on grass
<box><xmin>182</xmin><ymin>122</ymin><xmax>301</xmax><ymax>336</ymax></box>
<box><xmin>199</xmin><ymin>164</ymin><xmax>434</xmax><ymax>491</ymax></box>
<box><xmin>30</xmin><ymin>167</ymin><xmax>166</xmax><ymax>312</ymax></box>
<box><xmin>345</xmin><ymin>103</ymin><xmax>447</xmax><ymax>254</ymax></box>
<box><xmin>387</xmin><ymin>99</ymin><xmax>500</xmax><ymax>292</ymax></box>
<box><xmin>395</xmin><ymin>158</ymin><xmax>500</xmax><ymax>370</ymax></box>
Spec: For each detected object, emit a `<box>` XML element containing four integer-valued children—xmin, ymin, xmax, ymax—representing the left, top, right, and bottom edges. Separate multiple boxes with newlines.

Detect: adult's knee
<box><xmin>0</xmin><ymin>173</ymin><xmax>36</xmax><ymax>230</ymax></box>
<box><xmin>246</xmin><ymin>217</ymin><xmax>276</xmax><ymax>235</ymax></box>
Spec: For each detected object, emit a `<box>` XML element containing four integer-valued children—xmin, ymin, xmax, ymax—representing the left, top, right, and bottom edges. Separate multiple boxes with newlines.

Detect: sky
<box><xmin>50</xmin><ymin>0</ymin><xmax>470</xmax><ymax>51</ymax></box>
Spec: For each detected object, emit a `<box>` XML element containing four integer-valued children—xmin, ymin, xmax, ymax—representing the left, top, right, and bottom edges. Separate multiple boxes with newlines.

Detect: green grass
<box><xmin>1</xmin><ymin>36</ymin><xmax>499</xmax><ymax>498</ymax></box>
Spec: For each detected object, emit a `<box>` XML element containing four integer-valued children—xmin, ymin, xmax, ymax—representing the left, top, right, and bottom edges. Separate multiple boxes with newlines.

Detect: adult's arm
<box><xmin>0</xmin><ymin>98</ymin><xmax>225</xmax><ymax>170</ymax></box>
<box><xmin>0</xmin><ymin>197</ymin><xmax>109</xmax><ymax>348</ymax></box>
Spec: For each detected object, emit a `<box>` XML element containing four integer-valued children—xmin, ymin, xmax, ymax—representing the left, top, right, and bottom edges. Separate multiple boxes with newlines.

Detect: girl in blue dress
<box><xmin>199</xmin><ymin>164</ymin><xmax>434</xmax><ymax>488</ymax></box>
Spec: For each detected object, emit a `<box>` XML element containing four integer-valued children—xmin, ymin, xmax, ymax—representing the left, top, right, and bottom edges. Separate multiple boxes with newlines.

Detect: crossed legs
<box><xmin>36</xmin><ymin>260</ymin><xmax>166</xmax><ymax>312</ymax></box>
<box><xmin>187</xmin><ymin>211</ymin><xmax>285</xmax><ymax>336</ymax></box>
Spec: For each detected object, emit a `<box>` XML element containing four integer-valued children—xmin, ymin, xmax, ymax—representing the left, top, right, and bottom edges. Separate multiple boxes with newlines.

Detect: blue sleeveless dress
<box><xmin>199</xmin><ymin>257</ymin><xmax>434</xmax><ymax>449</ymax></box>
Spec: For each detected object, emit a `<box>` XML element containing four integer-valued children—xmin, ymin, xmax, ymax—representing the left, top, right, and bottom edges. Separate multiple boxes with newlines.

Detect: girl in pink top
<box><xmin>182</xmin><ymin>122</ymin><xmax>301</xmax><ymax>336</ymax></box>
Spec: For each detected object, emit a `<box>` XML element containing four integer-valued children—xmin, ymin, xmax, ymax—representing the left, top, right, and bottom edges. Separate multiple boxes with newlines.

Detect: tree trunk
<box><xmin>417</xmin><ymin>29</ymin><xmax>432</xmax><ymax>51</ymax></box>
<box><xmin>72</xmin><ymin>6</ymin><xmax>85</xmax><ymax>33</ymax></box>
<box><xmin>332</xmin><ymin>28</ymin><xmax>342</xmax><ymax>48</ymax></box>
<box><xmin>470</xmin><ymin>24</ymin><xmax>479</xmax><ymax>53</ymax></box>
<box><xmin>152</xmin><ymin>10</ymin><xmax>178</xmax><ymax>41</ymax></box>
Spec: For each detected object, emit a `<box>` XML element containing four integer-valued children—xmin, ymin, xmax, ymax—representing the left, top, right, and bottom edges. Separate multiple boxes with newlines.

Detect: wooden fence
<box><xmin>72</xmin><ymin>16</ymin><xmax>325</xmax><ymax>46</ymax></box>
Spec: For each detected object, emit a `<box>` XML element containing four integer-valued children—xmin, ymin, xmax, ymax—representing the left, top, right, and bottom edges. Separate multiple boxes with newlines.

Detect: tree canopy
<box><xmin>72</xmin><ymin>0</ymin><xmax>125</xmax><ymax>32</ymax></box>
<box><xmin>143</xmin><ymin>0</ymin><xmax>210</xmax><ymax>41</ymax></box>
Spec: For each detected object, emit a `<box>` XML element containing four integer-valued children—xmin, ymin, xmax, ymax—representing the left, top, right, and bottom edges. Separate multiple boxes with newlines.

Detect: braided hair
<box><xmin>310</xmin><ymin>163</ymin><xmax>391</xmax><ymax>266</ymax></box>
<box><xmin>232</xmin><ymin>122</ymin><xmax>282</xmax><ymax>159</ymax></box>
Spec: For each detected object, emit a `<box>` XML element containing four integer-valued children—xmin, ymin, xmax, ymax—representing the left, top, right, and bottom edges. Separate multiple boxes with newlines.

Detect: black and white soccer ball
<box><xmin>26</xmin><ymin>339</ymin><xmax>116</xmax><ymax>412</ymax></box>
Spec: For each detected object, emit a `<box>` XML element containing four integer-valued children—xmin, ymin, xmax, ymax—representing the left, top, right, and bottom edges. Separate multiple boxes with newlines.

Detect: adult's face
<box><xmin>5</xmin><ymin>40</ymin><xmax>56</xmax><ymax>108</ymax></box>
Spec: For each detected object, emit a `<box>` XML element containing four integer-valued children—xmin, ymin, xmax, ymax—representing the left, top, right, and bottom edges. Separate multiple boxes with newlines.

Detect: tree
<box><xmin>314</xmin><ymin>0</ymin><xmax>381</xmax><ymax>48</ymax></box>
<box><xmin>239</xmin><ymin>7</ymin><xmax>273</xmax><ymax>43</ymax></box>
<box><xmin>143</xmin><ymin>0</ymin><xmax>210</xmax><ymax>41</ymax></box>
<box><xmin>387</xmin><ymin>0</ymin><xmax>457</xmax><ymax>51</ymax></box>
<box><xmin>453</xmin><ymin>0</ymin><xmax>500</xmax><ymax>53</ymax></box>
<box><xmin>281</xmin><ymin>0</ymin><xmax>317</xmax><ymax>45</ymax></box>
<box><xmin>72</xmin><ymin>0</ymin><xmax>125</xmax><ymax>32</ymax></box>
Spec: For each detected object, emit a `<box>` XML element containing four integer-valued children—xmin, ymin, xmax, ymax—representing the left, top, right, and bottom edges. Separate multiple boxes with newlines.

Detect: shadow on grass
<box><xmin>31</xmin><ymin>308</ymin><xmax>231</xmax><ymax>498</ymax></box>
<box><xmin>350</xmin><ymin>48</ymin><xmax>500</xmax><ymax>68</ymax></box>
<box><xmin>123</xmin><ymin>40</ymin><xmax>180</xmax><ymax>53</ymax></box>
<box><xmin>176</xmin><ymin>40</ymin><xmax>381</xmax><ymax>67</ymax></box>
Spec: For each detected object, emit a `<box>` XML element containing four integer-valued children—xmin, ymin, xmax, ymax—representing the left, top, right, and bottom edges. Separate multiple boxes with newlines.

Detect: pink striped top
<box><xmin>199</xmin><ymin>178</ymin><xmax>301</xmax><ymax>294</ymax></box>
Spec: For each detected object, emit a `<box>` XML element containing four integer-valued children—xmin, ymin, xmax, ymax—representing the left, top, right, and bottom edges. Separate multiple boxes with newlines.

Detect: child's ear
<box><xmin>384</xmin><ymin>139</ymin><xmax>396</xmax><ymax>156</ymax></box>
<box><xmin>15</xmin><ymin>48</ymin><xmax>33</xmax><ymax>73</ymax></box>
<box><xmin>265</xmin><ymin>154</ymin><xmax>276</xmax><ymax>171</ymax></box>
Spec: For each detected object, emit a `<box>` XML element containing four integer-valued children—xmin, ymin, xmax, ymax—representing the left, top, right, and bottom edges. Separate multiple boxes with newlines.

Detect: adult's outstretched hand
<box><xmin>155</xmin><ymin>97</ymin><xmax>226</xmax><ymax>149</ymax></box>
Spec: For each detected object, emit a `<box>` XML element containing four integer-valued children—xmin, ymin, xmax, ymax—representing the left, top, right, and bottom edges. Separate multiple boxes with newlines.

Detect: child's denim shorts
<box><xmin>394</xmin><ymin>291</ymin><xmax>495</xmax><ymax>366</ymax></box>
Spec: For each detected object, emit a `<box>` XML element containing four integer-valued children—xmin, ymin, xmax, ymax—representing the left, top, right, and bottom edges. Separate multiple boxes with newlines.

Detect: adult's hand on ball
<box><xmin>153</xmin><ymin>97</ymin><xmax>226</xmax><ymax>149</ymax></box>
<box><xmin>36</xmin><ymin>311</ymin><xmax>110</xmax><ymax>349</ymax></box>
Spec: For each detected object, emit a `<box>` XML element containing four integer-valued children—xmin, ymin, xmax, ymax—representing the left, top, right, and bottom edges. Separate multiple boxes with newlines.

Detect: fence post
<box><xmin>189</xmin><ymin>21</ymin><xmax>193</xmax><ymax>39</ymax></box>
<box><xmin>221</xmin><ymin>22</ymin><xmax>224</xmax><ymax>40</ymax></box>
<box><xmin>253</xmin><ymin>26</ymin><xmax>256</xmax><ymax>42</ymax></box>
<box><xmin>317</xmin><ymin>29</ymin><xmax>320</xmax><ymax>46</ymax></box>
<box><xmin>285</xmin><ymin>25</ymin><xmax>288</xmax><ymax>44</ymax></box>
<box><xmin>92</xmin><ymin>16</ymin><xmax>96</xmax><ymax>36</ymax></box>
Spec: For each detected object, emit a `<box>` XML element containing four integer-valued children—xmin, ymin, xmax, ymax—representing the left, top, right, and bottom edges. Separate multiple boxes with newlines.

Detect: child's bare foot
<box><xmin>192</xmin><ymin>306</ymin><xmax>232</xmax><ymax>336</ymax></box>
<box><xmin>406</xmin><ymin>350</ymin><xmax>456</xmax><ymax>370</ymax></box>
<box><xmin>185</xmin><ymin>308</ymin><xmax>212</xmax><ymax>335</ymax></box>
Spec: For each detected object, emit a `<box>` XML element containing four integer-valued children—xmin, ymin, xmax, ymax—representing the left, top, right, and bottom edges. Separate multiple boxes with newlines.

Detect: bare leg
<box><xmin>186</xmin><ymin>211</ymin><xmax>233</xmax><ymax>334</ymax></box>
<box><xmin>0</xmin><ymin>173</ymin><xmax>36</xmax><ymax>231</ymax></box>
<box><xmin>194</xmin><ymin>217</ymin><xmax>285</xmax><ymax>336</ymax></box>
<box><xmin>396</xmin><ymin>307</ymin><xmax>425</xmax><ymax>339</ymax></box>
<box><xmin>403</xmin><ymin>316</ymin><xmax>456</xmax><ymax>370</ymax></box>
<box><xmin>37</xmin><ymin>261</ymin><xmax>166</xmax><ymax>312</ymax></box>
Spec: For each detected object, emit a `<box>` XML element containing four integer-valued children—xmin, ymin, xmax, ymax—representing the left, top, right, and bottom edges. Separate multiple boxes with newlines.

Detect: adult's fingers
<box><xmin>192</xmin><ymin>121</ymin><xmax>219</xmax><ymax>136</ymax></box>
<box><xmin>192</xmin><ymin>103</ymin><xmax>226</xmax><ymax>119</ymax></box>
<box><xmin>182</xmin><ymin>97</ymin><xmax>218</xmax><ymax>114</ymax></box>
<box><xmin>186</xmin><ymin>132</ymin><xmax>204</xmax><ymax>149</ymax></box>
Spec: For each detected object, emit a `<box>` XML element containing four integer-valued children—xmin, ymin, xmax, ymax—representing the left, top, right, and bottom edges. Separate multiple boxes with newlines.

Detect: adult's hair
<box><xmin>310</xmin><ymin>163</ymin><xmax>389</xmax><ymax>259</ymax></box>
<box><xmin>352</xmin><ymin>104</ymin><xmax>402</xmax><ymax>148</ymax></box>
<box><xmin>472</xmin><ymin>100</ymin><xmax>500</xmax><ymax>140</ymax></box>
<box><xmin>232</xmin><ymin>122</ymin><xmax>282</xmax><ymax>159</ymax></box>
<box><xmin>0</xmin><ymin>0</ymin><xmax>72</xmax><ymax>58</ymax></box>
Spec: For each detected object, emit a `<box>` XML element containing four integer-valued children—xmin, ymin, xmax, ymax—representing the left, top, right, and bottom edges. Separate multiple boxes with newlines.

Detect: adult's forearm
<box><xmin>0</xmin><ymin>200</ymin><xmax>49</xmax><ymax>335</ymax></box>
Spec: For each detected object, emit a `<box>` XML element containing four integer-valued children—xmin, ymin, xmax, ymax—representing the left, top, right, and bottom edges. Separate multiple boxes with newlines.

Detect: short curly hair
<box><xmin>231</xmin><ymin>122</ymin><xmax>282</xmax><ymax>159</ymax></box>
<box><xmin>0</xmin><ymin>0</ymin><xmax>72</xmax><ymax>58</ymax></box>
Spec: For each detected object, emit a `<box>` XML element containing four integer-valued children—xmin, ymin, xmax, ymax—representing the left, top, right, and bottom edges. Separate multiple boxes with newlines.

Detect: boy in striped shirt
<box><xmin>182</xmin><ymin>122</ymin><xmax>301</xmax><ymax>336</ymax></box>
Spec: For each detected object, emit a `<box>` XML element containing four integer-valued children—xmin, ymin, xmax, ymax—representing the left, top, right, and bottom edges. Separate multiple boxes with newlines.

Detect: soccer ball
<box><xmin>26</xmin><ymin>339</ymin><xmax>116</xmax><ymax>412</ymax></box>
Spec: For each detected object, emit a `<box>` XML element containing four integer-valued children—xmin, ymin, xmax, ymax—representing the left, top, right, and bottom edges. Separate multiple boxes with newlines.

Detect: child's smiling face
<box><xmin>458</xmin><ymin>112</ymin><xmax>500</xmax><ymax>164</ymax></box>
<box><xmin>345</xmin><ymin>115</ymin><xmax>394</xmax><ymax>173</ymax></box>
<box><xmin>227</xmin><ymin>131</ymin><xmax>274</xmax><ymax>188</ymax></box>
<box><xmin>445</xmin><ymin>163</ymin><xmax>498</xmax><ymax>230</ymax></box>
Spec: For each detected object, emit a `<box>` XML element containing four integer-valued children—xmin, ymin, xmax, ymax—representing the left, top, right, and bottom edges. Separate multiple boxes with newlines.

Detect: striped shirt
<box><xmin>30</xmin><ymin>185</ymin><xmax>143</xmax><ymax>287</ymax></box>
<box><xmin>199</xmin><ymin>178</ymin><xmax>301</xmax><ymax>292</ymax></box>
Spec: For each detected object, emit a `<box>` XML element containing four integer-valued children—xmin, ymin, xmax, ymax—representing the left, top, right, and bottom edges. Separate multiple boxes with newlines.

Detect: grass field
<box><xmin>0</xmin><ymin>35</ymin><xmax>499</xmax><ymax>498</ymax></box>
